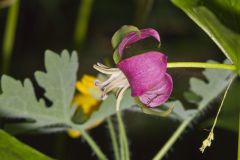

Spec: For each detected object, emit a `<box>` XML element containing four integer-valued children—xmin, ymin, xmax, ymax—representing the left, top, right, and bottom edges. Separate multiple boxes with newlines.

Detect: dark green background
<box><xmin>0</xmin><ymin>0</ymin><xmax>238</xmax><ymax>160</ymax></box>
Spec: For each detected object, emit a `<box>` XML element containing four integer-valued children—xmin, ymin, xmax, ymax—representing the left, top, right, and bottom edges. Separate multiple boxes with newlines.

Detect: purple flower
<box><xmin>93</xmin><ymin>28</ymin><xmax>173</xmax><ymax>110</ymax></box>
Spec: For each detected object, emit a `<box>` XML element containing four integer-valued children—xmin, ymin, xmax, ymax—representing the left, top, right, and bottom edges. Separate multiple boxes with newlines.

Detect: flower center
<box><xmin>93</xmin><ymin>63</ymin><xmax>130</xmax><ymax>110</ymax></box>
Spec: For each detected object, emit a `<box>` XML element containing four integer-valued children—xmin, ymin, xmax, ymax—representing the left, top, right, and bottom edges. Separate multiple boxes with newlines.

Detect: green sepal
<box><xmin>113</xmin><ymin>49</ymin><xmax>121</xmax><ymax>64</ymax></box>
<box><xmin>111</xmin><ymin>25</ymin><xmax>140</xmax><ymax>64</ymax></box>
<box><xmin>134</xmin><ymin>98</ymin><xmax>174</xmax><ymax>117</ymax></box>
<box><xmin>111</xmin><ymin>25</ymin><xmax>139</xmax><ymax>49</ymax></box>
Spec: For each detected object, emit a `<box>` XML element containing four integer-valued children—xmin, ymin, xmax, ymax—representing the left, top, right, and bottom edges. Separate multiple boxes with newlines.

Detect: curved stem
<box><xmin>167</xmin><ymin>62</ymin><xmax>236</xmax><ymax>71</ymax></box>
<box><xmin>107</xmin><ymin>117</ymin><xmax>120</xmax><ymax>160</ymax></box>
<box><xmin>117</xmin><ymin>112</ymin><xmax>130</xmax><ymax>160</ymax></box>
<box><xmin>152</xmin><ymin>117</ymin><xmax>192</xmax><ymax>160</ymax></box>
<box><xmin>200</xmin><ymin>74</ymin><xmax>236</xmax><ymax>153</ymax></box>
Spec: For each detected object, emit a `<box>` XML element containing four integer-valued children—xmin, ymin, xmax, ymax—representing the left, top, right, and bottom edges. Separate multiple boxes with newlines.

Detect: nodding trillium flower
<box><xmin>93</xmin><ymin>28</ymin><xmax>173</xmax><ymax>110</ymax></box>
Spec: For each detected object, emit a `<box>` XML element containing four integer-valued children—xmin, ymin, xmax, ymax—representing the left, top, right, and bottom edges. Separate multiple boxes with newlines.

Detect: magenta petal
<box><xmin>117</xmin><ymin>51</ymin><xmax>167</xmax><ymax>96</ymax></box>
<box><xmin>118</xmin><ymin>28</ymin><xmax>160</xmax><ymax>58</ymax></box>
<box><xmin>139</xmin><ymin>73</ymin><xmax>173</xmax><ymax>107</ymax></box>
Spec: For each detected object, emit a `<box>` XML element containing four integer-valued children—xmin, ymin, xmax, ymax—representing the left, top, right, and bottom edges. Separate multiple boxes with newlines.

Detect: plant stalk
<box><xmin>2</xmin><ymin>0</ymin><xmax>19</xmax><ymax>74</ymax></box>
<box><xmin>107</xmin><ymin>117</ymin><xmax>120</xmax><ymax>160</ymax></box>
<box><xmin>167</xmin><ymin>62</ymin><xmax>236</xmax><ymax>71</ymax></box>
<box><xmin>117</xmin><ymin>112</ymin><xmax>130</xmax><ymax>160</ymax></box>
<box><xmin>74</xmin><ymin>0</ymin><xmax>94</xmax><ymax>50</ymax></box>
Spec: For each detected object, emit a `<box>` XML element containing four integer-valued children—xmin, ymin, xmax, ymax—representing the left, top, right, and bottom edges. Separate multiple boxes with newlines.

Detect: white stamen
<box><xmin>93</xmin><ymin>63</ymin><xmax>130</xmax><ymax>110</ymax></box>
<box><xmin>116</xmin><ymin>85</ymin><xmax>129</xmax><ymax>111</ymax></box>
<box><xmin>93</xmin><ymin>64</ymin><xmax>119</xmax><ymax>74</ymax></box>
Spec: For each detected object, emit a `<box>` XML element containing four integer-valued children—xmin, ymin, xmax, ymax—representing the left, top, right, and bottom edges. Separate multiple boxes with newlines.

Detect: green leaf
<box><xmin>187</xmin><ymin>60</ymin><xmax>232</xmax><ymax>109</ymax></box>
<box><xmin>1</xmin><ymin>50</ymin><xmax>78</xmax><ymax>134</ymax></box>
<box><xmin>164</xmin><ymin>100</ymin><xmax>197</xmax><ymax>121</ymax></box>
<box><xmin>183</xmin><ymin>91</ymin><xmax>202</xmax><ymax>104</ymax></box>
<box><xmin>111</xmin><ymin>25</ymin><xmax>139</xmax><ymax>64</ymax></box>
<box><xmin>171</xmin><ymin>0</ymin><xmax>240</xmax><ymax>73</ymax></box>
<box><xmin>80</xmin><ymin>90</ymin><xmax>135</xmax><ymax>129</ymax></box>
<box><xmin>0</xmin><ymin>129</ymin><xmax>53</xmax><ymax>160</ymax></box>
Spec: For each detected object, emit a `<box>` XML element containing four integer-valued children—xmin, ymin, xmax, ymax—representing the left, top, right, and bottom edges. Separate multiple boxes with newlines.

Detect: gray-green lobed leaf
<box><xmin>1</xmin><ymin>50</ymin><xmax>78</xmax><ymax>133</ymax></box>
<box><xmin>187</xmin><ymin>60</ymin><xmax>232</xmax><ymax>110</ymax></box>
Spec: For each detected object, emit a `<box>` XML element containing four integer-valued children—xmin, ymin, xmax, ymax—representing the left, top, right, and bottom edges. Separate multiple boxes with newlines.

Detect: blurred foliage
<box><xmin>1</xmin><ymin>50</ymin><xmax>78</xmax><ymax>134</ymax></box>
<box><xmin>172</xmin><ymin>0</ymin><xmax>240</xmax><ymax>74</ymax></box>
<box><xmin>0</xmin><ymin>129</ymin><xmax>53</xmax><ymax>160</ymax></box>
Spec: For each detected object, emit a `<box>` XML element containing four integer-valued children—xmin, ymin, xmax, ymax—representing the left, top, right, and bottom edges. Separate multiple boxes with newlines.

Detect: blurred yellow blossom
<box><xmin>0</xmin><ymin>0</ymin><xmax>16</xmax><ymax>8</ymax></box>
<box><xmin>68</xmin><ymin>74</ymin><xmax>102</xmax><ymax>138</ymax></box>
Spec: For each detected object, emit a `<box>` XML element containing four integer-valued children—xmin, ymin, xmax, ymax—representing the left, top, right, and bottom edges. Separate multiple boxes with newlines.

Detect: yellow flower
<box><xmin>68</xmin><ymin>75</ymin><xmax>101</xmax><ymax>138</ymax></box>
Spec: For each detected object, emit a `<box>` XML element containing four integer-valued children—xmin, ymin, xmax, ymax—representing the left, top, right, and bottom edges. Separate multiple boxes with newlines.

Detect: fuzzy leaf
<box><xmin>164</xmin><ymin>100</ymin><xmax>197</xmax><ymax>121</ymax></box>
<box><xmin>80</xmin><ymin>90</ymin><xmax>134</xmax><ymax>129</ymax></box>
<box><xmin>1</xmin><ymin>50</ymin><xmax>78</xmax><ymax>134</ymax></box>
<box><xmin>0</xmin><ymin>129</ymin><xmax>53</xmax><ymax>160</ymax></box>
<box><xmin>187</xmin><ymin>60</ymin><xmax>232</xmax><ymax>110</ymax></box>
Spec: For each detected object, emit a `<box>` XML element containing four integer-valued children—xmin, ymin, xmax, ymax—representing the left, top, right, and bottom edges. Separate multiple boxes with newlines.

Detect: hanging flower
<box><xmin>93</xmin><ymin>28</ymin><xmax>173</xmax><ymax>110</ymax></box>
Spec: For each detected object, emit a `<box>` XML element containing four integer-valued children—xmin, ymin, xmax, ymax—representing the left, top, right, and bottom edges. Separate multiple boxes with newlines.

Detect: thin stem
<box><xmin>200</xmin><ymin>74</ymin><xmax>236</xmax><ymax>153</ymax></box>
<box><xmin>152</xmin><ymin>117</ymin><xmax>192</xmax><ymax>160</ymax></box>
<box><xmin>210</xmin><ymin>75</ymin><xmax>235</xmax><ymax>132</ymax></box>
<box><xmin>107</xmin><ymin>117</ymin><xmax>120</xmax><ymax>160</ymax></box>
<box><xmin>74</xmin><ymin>0</ymin><xmax>94</xmax><ymax>50</ymax></box>
<box><xmin>2</xmin><ymin>0</ymin><xmax>19</xmax><ymax>74</ymax></box>
<box><xmin>78</xmin><ymin>128</ymin><xmax>108</xmax><ymax>160</ymax></box>
<box><xmin>167</xmin><ymin>62</ymin><xmax>236</xmax><ymax>71</ymax></box>
<box><xmin>117</xmin><ymin>112</ymin><xmax>130</xmax><ymax>160</ymax></box>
